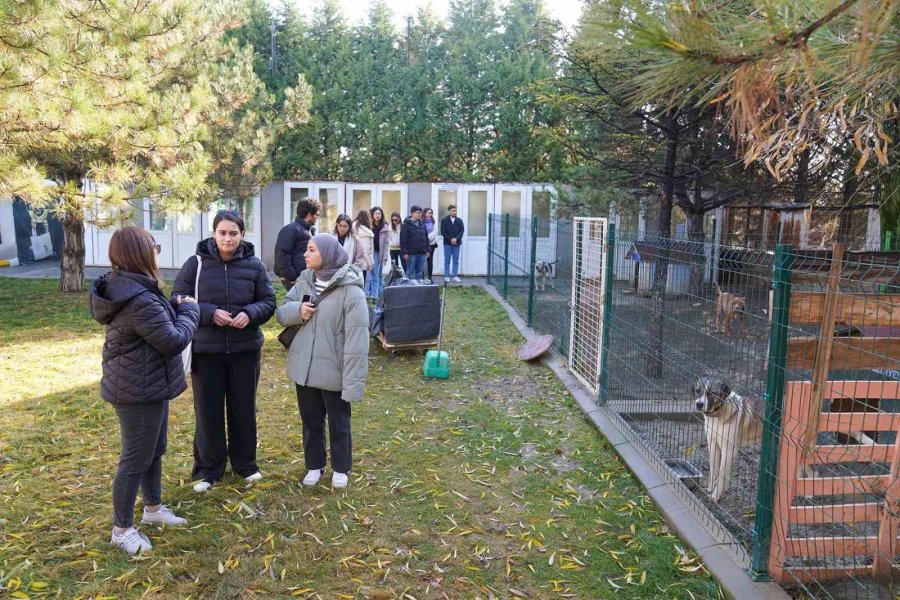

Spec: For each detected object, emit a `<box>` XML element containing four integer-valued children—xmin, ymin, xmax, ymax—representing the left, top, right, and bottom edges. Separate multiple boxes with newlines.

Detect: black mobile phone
<box><xmin>302</xmin><ymin>294</ymin><xmax>311</xmax><ymax>304</ymax></box>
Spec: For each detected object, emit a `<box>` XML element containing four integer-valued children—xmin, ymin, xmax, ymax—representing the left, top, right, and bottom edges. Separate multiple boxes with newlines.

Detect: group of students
<box><xmin>89</xmin><ymin>209</ymin><xmax>369</xmax><ymax>555</ymax></box>
<box><xmin>274</xmin><ymin>200</ymin><xmax>466</xmax><ymax>295</ymax></box>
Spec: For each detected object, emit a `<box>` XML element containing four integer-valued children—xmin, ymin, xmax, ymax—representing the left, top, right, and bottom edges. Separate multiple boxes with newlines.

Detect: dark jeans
<box><xmin>406</xmin><ymin>253</ymin><xmax>426</xmax><ymax>280</ymax></box>
<box><xmin>191</xmin><ymin>350</ymin><xmax>261</xmax><ymax>482</ymax></box>
<box><xmin>296</xmin><ymin>385</ymin><xmax>352</xmax><ymax>473</ymax></box>
<box><xmin>112</xmin><ymin>401</ymin><xmax>168</xmax><ymax>528</ymax></box>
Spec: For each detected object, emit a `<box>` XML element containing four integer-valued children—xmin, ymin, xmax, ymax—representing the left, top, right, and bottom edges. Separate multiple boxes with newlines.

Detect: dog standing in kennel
<box><xmin>694</xmin><ymin>375</ymin><xmax>765</xmax><ymax>502</ymax></box>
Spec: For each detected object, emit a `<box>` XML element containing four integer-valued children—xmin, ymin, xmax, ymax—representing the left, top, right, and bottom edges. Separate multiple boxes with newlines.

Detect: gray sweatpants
<box><xmin>112</xmin><ymin>401</ymin><xmax>168</xmax><ymax>528</ymax></box>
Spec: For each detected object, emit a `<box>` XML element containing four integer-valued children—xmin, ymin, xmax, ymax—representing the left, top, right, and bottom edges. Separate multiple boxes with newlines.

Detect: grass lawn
<box><xmin>0</xmin><ymin>277</ymin><xmax>721</xmax><ymax>599</ymax></box>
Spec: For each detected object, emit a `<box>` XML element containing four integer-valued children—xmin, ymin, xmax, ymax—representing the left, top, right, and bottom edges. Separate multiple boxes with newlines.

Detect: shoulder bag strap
<box><xmin>194</xmin><ymin>255</ymin><xmax>202</xmax><ymax>301</ymax></box>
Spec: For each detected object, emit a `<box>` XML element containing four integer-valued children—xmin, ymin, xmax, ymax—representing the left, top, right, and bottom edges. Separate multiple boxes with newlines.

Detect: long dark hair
<box><xmin>333</xmin><ymin>213</ymin><xmax>355</xmax><ymax>242</ymax></box>
<box><xmin>390</xmin><ymin>211</ymin><xmax>402</xmax><ymax>232</ymax></box>
<box><xmin>355</xmin><ymin>209</ymin><xmax>371</xmax><ymax>229</ymax></box>
<box><xmin>109</xmin><ymin>226</ymin><xmax>163</xmax><ymax>284</ymax></box>
<box><xmin>369</xmin><ymin>206</ymin><xmax>385</xmax><ymax>234</ymax></box>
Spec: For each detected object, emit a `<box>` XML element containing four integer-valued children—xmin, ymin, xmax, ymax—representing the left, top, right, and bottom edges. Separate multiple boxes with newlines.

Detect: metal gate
<box><xmin>569</xmin><ymin>217</ymin><xmax>607</xmax><ymax>395</ymax></box>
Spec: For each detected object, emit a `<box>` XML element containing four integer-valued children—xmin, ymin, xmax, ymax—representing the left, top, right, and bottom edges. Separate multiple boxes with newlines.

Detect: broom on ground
<box><xmin>422</xmin><ymin>280</ymin><xmax>450</xmax><ymax>379</ymax></box>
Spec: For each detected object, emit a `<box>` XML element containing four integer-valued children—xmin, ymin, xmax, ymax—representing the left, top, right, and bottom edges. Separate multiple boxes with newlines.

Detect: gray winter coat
<box><xmin>276</xmin><ymin>264</ymin><xmax>370</xmax><ymax>401</ymax></box>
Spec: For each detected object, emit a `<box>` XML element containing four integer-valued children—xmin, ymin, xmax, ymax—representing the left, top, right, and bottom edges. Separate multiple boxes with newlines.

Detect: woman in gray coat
<box><xmin>276</xmin><ymin>234</ymin><xmax>369</xmax><ymax>489</ymax></box>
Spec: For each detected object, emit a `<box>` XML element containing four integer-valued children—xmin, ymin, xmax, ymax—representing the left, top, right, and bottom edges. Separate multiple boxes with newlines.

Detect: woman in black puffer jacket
<box><xmin>171</xmin><ymin>210</ymin><xmax>276</xmax><ymax>491</ymax></box>
<box><xmin>89</xmin><ymin>227</ymin><xmax>200</xmax><ymax>555</ymax></box>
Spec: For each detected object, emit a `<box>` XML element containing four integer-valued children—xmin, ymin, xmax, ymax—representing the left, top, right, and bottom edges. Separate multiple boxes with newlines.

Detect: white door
<box><xmin>495</xmin><ymin>184</ymin><xmax>527</xmax><ymax>279</ymax></box>
<box><xmin>461</xmin><ymin>185</ymin><xmax>492</xmax><ymax>275</ymax></box>
<box><xmin>529</xmin><ymin>185</ymin><xmax>557</xmax><ymax>279</ymax></box>
<box><xmin>377</xmin><ymin>185</ymin><xmax>406</xmax><ymax>226</ymax></box>
<box><xmin>203</xmin><ymin>196</ymin><xmax>261</xmax><ymax>255</ymax></box>
<box><xmin>346</xmin><ymin>184</ymin><xmax>376</xmax><ymax>221</ymax></box>
<box><xmin>173</xmin><ymin>212</ymin><xmax>202</xmax><ymax>268</ymax></box>
<box><xmin>283</xmin><ymin>182</ymin><xmax>344</xmax><ymax>233</ymax></box>
<box><xmin>431</xmin><ymin>185</ymin><xmax>460</xmax><ymax>276</ymax></box>
<box><xmin>144</xmin><ymin>200</ymin><xmax>175</xmax><ymax>268</ymax></box>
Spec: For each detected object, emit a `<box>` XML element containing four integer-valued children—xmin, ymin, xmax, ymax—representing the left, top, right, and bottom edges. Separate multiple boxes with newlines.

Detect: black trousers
<box><xmin>296</xmin><ymin>385</ymin><xmax>352</xmax><ymax>473</ymax></box>
<box><xmin>191</xmin><ymin>350</ymin><xmax>261</xmax><ymax>482</ymax></box>
<box><xmin>112</xmin><ymin>401</ymin><xmax>168</xmax><ymax>528</ymax></box>
<box><xmin>390</xmin><ymin>249</ymin><xmax>401</xmax><ymax>268</ymax></box>
<box><xmin>427</xmin><ymin>244</ymin><xmax>437</xmax><ymax>279</ymax></box>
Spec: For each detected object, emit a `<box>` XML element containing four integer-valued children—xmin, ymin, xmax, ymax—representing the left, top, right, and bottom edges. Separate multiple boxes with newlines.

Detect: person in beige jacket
<box><xmin>353</xmin><ymin>210</ymin><xmax>375</xmax><ymax>284</ymax></box>
<box><xmin>276</xmin><ymin>234</ymin><xmax>369</xmax><ymax>489</ymax></box>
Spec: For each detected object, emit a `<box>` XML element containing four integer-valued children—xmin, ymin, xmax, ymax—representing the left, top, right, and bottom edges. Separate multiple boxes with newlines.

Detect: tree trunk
<box><xmin>649</xmin><ymin>111</ymin><xmax>678</xmax><ymax>378</ymax></box>
<box><xmin>60</xmin><ymin>210</ymin><xmax>86</xmax><ymax>293</ymax></box>
<box><xmin>793</xmin><ymin>147</ymin><xmax>811</xmax><ymax>205</ymax></box>
<box><xmin>687</xmin><ymin>207</ymin><xmax>705</xmax><ymax>297</ymax></box>
<box><xmin>837</xmin><ymin>160</ymin><xmax>859</xmax><ymax>243</ymax></box>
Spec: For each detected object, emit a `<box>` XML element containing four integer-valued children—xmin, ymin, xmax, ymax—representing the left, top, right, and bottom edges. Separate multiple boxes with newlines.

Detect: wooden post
<box><xmin>803</xmin><ymin>244</ymin><xmax>844</xmax><ymax>455</ymax></box>
<box><xmin>874</xmin><ymin>424</ymin><xmax>900</xmax><ymax>584</ymax></box>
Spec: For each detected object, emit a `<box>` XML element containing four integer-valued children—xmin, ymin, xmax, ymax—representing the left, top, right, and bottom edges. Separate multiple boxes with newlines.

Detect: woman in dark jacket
<box><xmin>171</xmin><ymin>210</ymin><xmax>276</xmax><ymax>492</ymax></box>
<box><xmin>89</xmin><ymin>226</ymin><xmax>200</xmax><ymax>555</ymax></box>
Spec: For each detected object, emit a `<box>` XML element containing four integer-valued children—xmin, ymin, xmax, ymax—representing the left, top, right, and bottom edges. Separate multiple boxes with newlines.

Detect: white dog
<box><xmin>535</xmin><ymin>261</ymin><xmax>553</xmax><ymax>292</ymax></box>
<box><xmin>694</xmin><ymin>376</ymin><xmax>764</xmax><ymax>502</ymax></box>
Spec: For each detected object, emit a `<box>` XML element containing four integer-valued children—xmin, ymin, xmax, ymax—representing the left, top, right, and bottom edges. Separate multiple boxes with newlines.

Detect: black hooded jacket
<box><xmin>274</xmin><ymin>218</ymin><xmax>314</xmax><ymax>282</ymax></box>
<box><xmin>89</xmin><ymin>270</ymin><xmax>200</xmax><ymax>405</ymax></box>
<box><xmin>171</xmin><ymin>238</ymin><xmax>276</xmax><ymax>354</ymax></box>
<box><xmin>399</xmin><ymin>217</ymin><xmax>429</xmax><ymax>255</ymax></box>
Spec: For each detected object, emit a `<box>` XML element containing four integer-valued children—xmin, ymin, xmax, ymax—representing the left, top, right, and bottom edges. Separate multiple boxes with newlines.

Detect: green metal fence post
<box><xmin>503</xmin><ymin>213</ymin><xmax>510</xmax><ymax>300</ymax></box>
<box><xmin>487</xmin><ymin>214</ymin><xmax>493</xmax><ymax>285</ymax></box>
<box><xmin>527</xmin><ymin>216</ymin><xmax>538</xmax><ymax>326</ymax></box>
<box><xmin>750</xmin><ymin>244</ymin><xmax>794</xmax><ymax>580</ymax></box>
<box><xmin>599</xmin><ymin>223</ymin><xmax>616</xmax><ymax>405</ymax></box>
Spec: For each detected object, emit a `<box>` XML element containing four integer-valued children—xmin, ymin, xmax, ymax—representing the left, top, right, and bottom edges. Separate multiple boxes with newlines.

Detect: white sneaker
<box><xmin>302</xmin><ymin>469</ymin><xmax>322</xmax><ymax>487</ymax></box>
<box><xmin>110</xmin><ymin>527</ymin><xmax>152</xmax><ymax>555</ymax></box>
<box><xmin>193</xmin><ymin>481</ymin><xmax>212</xmax><ymax>493</ymax></box>
<box><xmin>141</xmin><ymin>505</ymin><xmax>187</xmax><ymax>527</ymax></box>
<box><xmin>332</xmin><ymin>472</ymin><xmax>349</xmax><ymax>489</ymax></box>
<box><xmin>452</xmin><ymin>277</ymin><xmax>461</xmax><ymax>283</ymax></box>
<box><xmin>244</xmin><ymin>472</ymin><xmax>263</xmax><ymax>483</ymax></box>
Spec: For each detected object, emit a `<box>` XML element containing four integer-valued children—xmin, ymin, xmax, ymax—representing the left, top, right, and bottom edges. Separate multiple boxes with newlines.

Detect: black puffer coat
<box><xmin>171</xmin><ymin>239</ymin><xmax>276</xmax><ymax>355</ymax></box>
<box><xmin>400</xmin><ymin>218</ymin><xmax>429</xmax><ymax>255</ymax></box>
<box><xmin>89</xmin><ymin>270</ymin><xmax>200</xmax><ymax>405</ymax></box>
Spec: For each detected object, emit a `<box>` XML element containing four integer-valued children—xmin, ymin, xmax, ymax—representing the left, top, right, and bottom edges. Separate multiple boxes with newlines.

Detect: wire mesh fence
<box><xmin>487</xmin><ymin>214</ymin><xmax>573</xmax><ymax>355</ymax></box>
<box><xmin>488</xmin><ymin>212</ymin><xmax>900</xmax><ymax>599</ymax></box>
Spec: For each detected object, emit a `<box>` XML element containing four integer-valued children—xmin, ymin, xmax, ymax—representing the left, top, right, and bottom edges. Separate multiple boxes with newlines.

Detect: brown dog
<box><xmin>715</xmin><ymin>284</ymin><xmax>746</xmax><ymax>337</ymax></box>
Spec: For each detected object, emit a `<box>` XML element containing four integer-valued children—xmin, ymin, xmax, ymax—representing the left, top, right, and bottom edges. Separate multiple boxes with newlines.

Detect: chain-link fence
<box><xmin>487</xmin><ymin>214</ymin><xmax>573</xmax><ymax>355</ymax></box>
<box><xmin>488</xmin><ymin>213</ymin><xmax>900</xmax><ymax>599</ymax></box>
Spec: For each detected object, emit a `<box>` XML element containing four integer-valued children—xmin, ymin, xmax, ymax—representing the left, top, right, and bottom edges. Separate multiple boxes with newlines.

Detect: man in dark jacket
<box><xmin>399</xmin><ymin>205</ymin><xmax>430</xmax><ymax>280</ymax></box>
<box><xmin>439</xmin><ymin>205</ymin><xmax>465</xmax><ymax>282</ymax></box>
<box><xmin>274</xmin><ymin>198</ymin><xmax>320</xmax><ymax>290</ymax></box>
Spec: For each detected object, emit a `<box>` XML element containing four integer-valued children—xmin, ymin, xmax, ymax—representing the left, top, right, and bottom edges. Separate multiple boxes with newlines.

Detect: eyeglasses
<box><xmin>152</xmin><ymin>243</ymin><xmax>161</xmax><ymax>254</ymax></box>
<box><xmin>216</xmin><ymin>209</ymin><xmax>241</xmax><ymax>218</ymax></box>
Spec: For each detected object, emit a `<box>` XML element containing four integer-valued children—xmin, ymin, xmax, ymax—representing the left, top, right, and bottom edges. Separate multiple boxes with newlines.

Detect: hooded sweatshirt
<box><xmin>276</xmin><ymin>263</ymin><xmax>370</xmax><ymax>401</ymax></box>
<box><xmin>171</xmin><ymin>238</ymin><xmax>276</xmax><ymax>354</ymax></box>
<box><xmin>399</xmin><ymin>217</ymin><xmax>429</xmax><ymax>255</ymax></box>
<box><xmin>89</xmin><ymin>270</ymin><xmax>199</xmax><ymax>405</ymax></box>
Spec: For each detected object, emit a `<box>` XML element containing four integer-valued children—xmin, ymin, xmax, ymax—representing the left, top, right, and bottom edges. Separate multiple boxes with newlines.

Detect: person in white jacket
<box><xmin>333</xmin><ymin>214</ymin><xmax>369</xmax><ymax>285</ymax></box>
<box><xmin>353</xmin><ymin>210</ymin><xmax>375</xmax><ymax>285</ymax></box>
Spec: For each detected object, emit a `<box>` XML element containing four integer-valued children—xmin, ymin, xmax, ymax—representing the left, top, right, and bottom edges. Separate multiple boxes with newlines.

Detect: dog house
<box><xmin>626</xmin><ymin>241</ymin><xmax>700</xmax><ymax>295</ymax></box>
